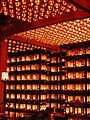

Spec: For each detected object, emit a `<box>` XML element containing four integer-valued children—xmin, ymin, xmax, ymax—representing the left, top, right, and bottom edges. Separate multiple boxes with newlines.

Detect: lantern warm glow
<box><xmin>2</xmin><ymin>72</ymin><xmax>8</xmax><ymax>81</ymax></box>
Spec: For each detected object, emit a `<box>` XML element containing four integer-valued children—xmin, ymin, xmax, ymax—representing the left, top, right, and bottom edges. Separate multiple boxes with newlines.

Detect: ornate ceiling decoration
<box><xmin>7</xmin><ymin>39</ymin><xmax>44</xmax><ymax>53</ymax></box>
<box><xmin>0</xmin><ymin>0</ymin><xmax>90</xmax><ymax>47</ymax></box>
<box><xmin>15</xmin><ymin>17</ymin><xmax>90</xmax><ymax>45</ymax></box>
<box><xmin>1</xmin><ymin>0</ymin><xmax>77</xmax><ymax>22</ymax></box>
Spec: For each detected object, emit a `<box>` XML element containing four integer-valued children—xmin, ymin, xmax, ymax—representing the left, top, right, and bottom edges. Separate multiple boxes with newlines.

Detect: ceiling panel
<box><xmin>1</xmin><ymin>0</ymin><xmax>77</xmax><ymax>22</ymax></box>
<box><xmin>0</xmin><ymin>0</ymin><xmax>90</xmax><ymax>46</ymax></box>
<box><xmin>15</xmin><ymin>17</ymin><xmax>90</xmax><ymax>45</ymax></box>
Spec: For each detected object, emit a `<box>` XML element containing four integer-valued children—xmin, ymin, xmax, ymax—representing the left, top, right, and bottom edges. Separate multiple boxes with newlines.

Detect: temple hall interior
<box><xmin>0</xmin><ymin>0</ymin><xmax>90</xmax><ymax>120</ymax></box>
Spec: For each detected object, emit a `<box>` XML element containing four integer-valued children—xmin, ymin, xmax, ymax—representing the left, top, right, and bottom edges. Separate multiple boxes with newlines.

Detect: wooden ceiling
<box><xmin>0</xmin><ymin>0</ymin><xmax>90</xmax><ymax>50</ymax></box>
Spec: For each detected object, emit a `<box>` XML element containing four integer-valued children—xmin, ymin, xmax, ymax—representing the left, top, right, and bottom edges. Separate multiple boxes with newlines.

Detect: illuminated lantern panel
<box><xmin>60</xmin><ymin>41</ymin><xmax>90</xmax><ymax>119</ymax></box>
<box><xmin>2</xmin><ymin>72</ymin><xmax>8</xmax><ymax>81</ymax></box>
<box><xmin>2</xmin><ymin>0</ymin><xmax>89</xmax><ymax>47</ymax></box>
<box><xmin>15</xmin><ymin>18</ymin><xmax>90</xmax><ymax>46</ymax></box>
<box><xmin>5</xmin><ymin>39</ymin><xmax>60</xmax><ymax>118</ymax></box>
<box><xmin>5</xmin><ymin>38</ymin><xmax>90</xmax><ymax>119</ymax></box>
<box><xmin>1</xmin><ymin>0</ymin><xmax>77</xmax><ymax>22</ymax></box>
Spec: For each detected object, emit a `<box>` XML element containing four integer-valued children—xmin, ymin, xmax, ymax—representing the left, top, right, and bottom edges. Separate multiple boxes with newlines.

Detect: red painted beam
<box><xmin>0</xmin><ymin>40</ymin><xmax>8</xmax><ymax>113</ymax></box>
<box><xmin>69</xmin><ymin>0</ymin><xmax>90</xmax><ymax>12</ymax></box>
<box><xmin>74</xmin><ymin>0</ymin><xmax>90</xmax><ymax>9</ymax></box>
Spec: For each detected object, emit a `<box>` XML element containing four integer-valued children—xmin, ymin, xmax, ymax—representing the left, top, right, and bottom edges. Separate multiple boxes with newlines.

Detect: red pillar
<box><xmin>0</xmin><ymin>40</ymin><xmax>8</xmax><ymax>113</ymax></box>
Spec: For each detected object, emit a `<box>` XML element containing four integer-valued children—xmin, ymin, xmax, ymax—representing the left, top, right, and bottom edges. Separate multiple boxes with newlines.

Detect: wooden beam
<box><xmin>69</xmin><ymin>0</ymin><xmax>90</xmax><ymax>13</ymax></box>
<box><xmin>0</xmin><ymin>41</ymin><xmax>8</xmax><ymax>113</ymax></box>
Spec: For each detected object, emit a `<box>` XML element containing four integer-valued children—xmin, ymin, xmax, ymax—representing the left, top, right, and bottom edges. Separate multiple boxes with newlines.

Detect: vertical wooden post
<box><xmin>0</xmin><ymin>40</ymin><xmax>8</xmax><ymax>113</ymax></box>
